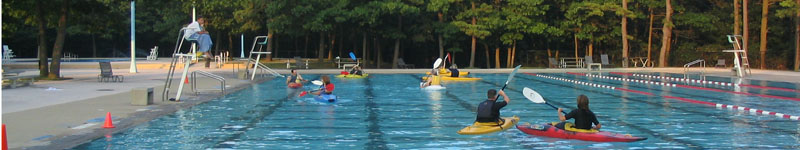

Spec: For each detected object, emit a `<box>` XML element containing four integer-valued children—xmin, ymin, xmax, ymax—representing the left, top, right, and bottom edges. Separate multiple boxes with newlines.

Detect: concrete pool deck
<box><xmin>2</xmin><ymin>63</ymin><xmax>800</xmax><ymax>149</ymax></box>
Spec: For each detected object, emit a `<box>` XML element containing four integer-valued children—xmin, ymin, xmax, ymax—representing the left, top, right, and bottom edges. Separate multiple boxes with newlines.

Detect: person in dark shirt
<box><xmin>349</xmin><ymin>65</ymin><xmax>364</xmax><ymax>76</ymax></box>
<box><xmin>447</xmin><ymin>64</ymin><xmax>460</xmax><ymax>77</ymax></box>
<box><xmin>557</xmin><ymin>95</ymin><xmax>601</xmax><ymax>130</ymax></box>
<box><xmin>475</xmin><ymin>89</ymin><xmax>510</xmax><ymax>123</ymax></box>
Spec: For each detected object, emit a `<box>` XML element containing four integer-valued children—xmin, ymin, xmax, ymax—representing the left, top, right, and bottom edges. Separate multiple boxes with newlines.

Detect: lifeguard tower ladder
<box><xmin>723</xmin><ymin>35</ymin><xmax>751</xmax><ymax>77</ymax></box>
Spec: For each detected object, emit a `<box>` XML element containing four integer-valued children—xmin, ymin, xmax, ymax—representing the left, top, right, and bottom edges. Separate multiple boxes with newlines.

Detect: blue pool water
<box><xmin>74</xmin><ymin>73</ymin><xmax>800</xmax><ymax>149</ymax></box>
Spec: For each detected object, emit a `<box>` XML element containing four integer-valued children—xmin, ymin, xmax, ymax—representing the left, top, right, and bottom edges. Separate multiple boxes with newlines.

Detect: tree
<box><xmin>759</xmin><ymin>0</ymin><xmax>772</xmax><ymax>69</ymax></box>
<box><xmin>48</xmin><ymin>0</ymin><xmax>71</xmax><ymax>79</ymax></box>
<box><xmin>659</xmin><ymin>0</ymin><xmax>674</xmax><ymax>67</ymax></box>
<box><xmin>622</xmin><ymin>0</ymin><xmax>629</xmax><ymax>62</ymax></box>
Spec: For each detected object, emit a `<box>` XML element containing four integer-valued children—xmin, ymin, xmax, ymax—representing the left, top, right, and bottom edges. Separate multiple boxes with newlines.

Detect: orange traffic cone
<box><xmin>3</xmin><ymin>124</ymin><xmax>8</xmax><ymax>150</ymax></box>
<box><xmin>184</xmin><ymin>76</ymin><xmax>189</xmax><ymax>84</ymax></box>
<box><xmin>102</xmin><ymin>112</ymin><xmax>115</xmax><ymax>128</ymax></box>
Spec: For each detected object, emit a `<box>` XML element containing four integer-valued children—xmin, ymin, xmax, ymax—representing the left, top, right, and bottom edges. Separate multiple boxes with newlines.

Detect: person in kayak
<box><xmin>313</xmin><ymin>75</ymin><xmax>334</xmax><ymax>95</ymax></box>
<box><xmin>557</xmin><ymin>95</ymin><xmax>601</xmax><ymax>130</ymax></box>
<box><xmin>286</xmin><ymin>69</ymin><xmax>307</xmax><ymax>84</ymax></box>
<box><xmin>349</xmin><ymin>65</ymin><xmax>364</xmax><ymax>76</ymax></box>
<box><xmin>446</xmin><ymin>64</ymin><xmax>460</xmax><ymax>77</ymax></box>
<box><xmin>475</xmin><ymin>89</ymin><xmax>510</xmax><ymax>123</ymax></box>
<box><xmin>420</xmin><ymin>69</ymin><xmax>442</xmax><ymax>88</ymax></box>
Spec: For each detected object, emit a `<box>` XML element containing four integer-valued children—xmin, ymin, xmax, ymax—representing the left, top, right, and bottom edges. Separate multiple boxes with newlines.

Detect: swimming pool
<box><xmin>73</xmin><ymin>73</ymin><xmax>800</xmax><ymax>149</ymax></box>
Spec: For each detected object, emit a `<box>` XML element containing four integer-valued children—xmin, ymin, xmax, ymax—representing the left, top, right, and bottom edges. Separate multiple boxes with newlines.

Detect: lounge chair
<box><xmin>98</xmin><ymin>62</ymin><xmax>124</xmax><ymax>82</ymax></box>
<box><xmin>398</xmin><ymin>58</ymin><xmax>415</xmax><ymax>69</ymax></box>
<box><xmin>600</xmin><ymin>54</ymin><xmax>614</xmax><ymax>68</ymax></box>
<box><xmin>584</xmin><ymin>55</ymin><xmax>602</xmax><ymax>70</ymax></box>
<box><xmin>3</xmin><ymin>45</ymin><xmax>15</xmax><ymax>64</ymax></box>
<box><xmin>715</xmin><ymin>59</ymin><xmax>725</xmax><ymax>68</ymax></box>
<box><xmin>548</xmin><ymin>58</ymin><xmax>559</xmax><ymax>68</ymax></box>
<box><xmin>147</xmin><ymin>46</ymin><xmax>159</xmax><ymax>60</ymax></box>
<box><xmin>294</xmin><ymin>56</ymin><xmax>308</xmax><ymax>69</ymax></box>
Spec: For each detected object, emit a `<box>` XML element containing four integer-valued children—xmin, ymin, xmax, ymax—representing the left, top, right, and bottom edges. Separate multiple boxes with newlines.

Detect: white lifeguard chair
<box><xmin>722</xmin><ymin>35</ymin><xmax>751</xmax><ymax>77</ymax></box>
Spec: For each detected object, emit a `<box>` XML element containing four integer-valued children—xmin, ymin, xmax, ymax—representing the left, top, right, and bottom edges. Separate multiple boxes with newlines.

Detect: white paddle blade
<box><xmin>433</xmin><ymin>58</ymin><xmax>443</xmax><ymax>69</ymax></box>
<box><xmin>505</xmin><ymin>65</ymin><xmax>522</xmax><ymax>84</ymax></box>
<box><xmin>523</xmin><ymin>87</ymin><xmax>546</xmax><ymax>104</ymax></box>
<box><xmin>311</xmin><ymin>80</ymin><xmax>323</xmax><ymax>85</ymax></box>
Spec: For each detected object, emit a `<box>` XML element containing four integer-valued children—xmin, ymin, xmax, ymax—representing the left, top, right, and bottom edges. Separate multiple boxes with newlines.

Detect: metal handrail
<box><xmin>191</xmin><ymin>70</ymin><xmax>225</xmax><ymax>95</ymax></box>
<box><xmin>683</xmin><ymin>59</ymin><xmax>705</xmax><ymax>78</ymax></box>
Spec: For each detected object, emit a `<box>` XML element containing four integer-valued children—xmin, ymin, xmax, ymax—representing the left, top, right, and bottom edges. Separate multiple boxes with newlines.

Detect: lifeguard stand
<box><xmin>722</xmin><ymin>35</ymin><xmax>751</xmax><ymax>77</ymax></box>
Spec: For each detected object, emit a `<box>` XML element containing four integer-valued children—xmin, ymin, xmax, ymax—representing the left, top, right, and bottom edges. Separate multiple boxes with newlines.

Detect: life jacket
<box><xmin>431</xmin><ymin>75</ymin><xmax>441</xmax><ymax>85</ymax></box>
<box><xmin>476</xmin><ymin>100</ymin><xmax>495</xmax><ymax>118</ymax></box>
<box><xmin>289</xmin><ymin>75</ymin><xmax>300</xmax><ymax>83</ymax></box>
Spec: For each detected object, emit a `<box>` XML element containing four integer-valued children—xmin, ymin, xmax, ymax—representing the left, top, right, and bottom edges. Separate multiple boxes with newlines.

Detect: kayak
<box><xmin>425</xmin><ymin>71</ymin><xmax>469</xmax><ymax>76</ymax></box>
<box><xmin>335</xmin><ymin>74</ymin><xmax>369</xmax><ymax>78</ymax></box>
<box><xmin>457</xmin><ymin>116</ymin><xmax>519</xmax><ymax>135</ymax></box>
<box><xmin>287</xmin><ymin>83</ymin><xmax>303</xmax><ymax>89</ymax></box>
<box><xmin>420</xmin><ymin>82</ymin><xmax>446</xmax><ymax>90</ymax></box>
<box><xmin>422</xmin><ymin>76</ymin><xmax>481</xmax><ymax>81</ymax></box>
<box><xmin>516</xmin><ymin>122</ymin><xmax>647</xmax><ymax>142</ymax></box>
<box><xmin>314</xmin><ymin>94</ymin><xmax>337</xmax><ymax>103</ymax></box>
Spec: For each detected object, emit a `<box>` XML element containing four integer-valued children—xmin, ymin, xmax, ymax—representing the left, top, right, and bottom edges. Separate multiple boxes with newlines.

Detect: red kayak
<box><xmin>516</xmin><ymin>122</ymin><xmax>647</xmax><ymax>142</ymax></box>
<box><xmin>287</xmin><ymin>83</ymin><xmax>303</xmax><ymax>89</ymax></box>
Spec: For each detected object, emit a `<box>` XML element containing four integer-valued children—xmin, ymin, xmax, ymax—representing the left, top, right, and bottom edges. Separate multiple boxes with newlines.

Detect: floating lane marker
<box><xmin>738</xmin><ymin>84</ymin><xmax>800</xmax><ymax>93</ymax></box>
<box><xmin>627</xmin><ymin>73</ymin><xmax>732</xmax><ymax>87</ymax></box>
<box><xmin>583</xmin><ymin>72</ymin><xmax>800</xmax><ymax>102</ymax></box>
<box><xmin>526</xmin><ymin>72</ymin><xmax>800</xmax><ymax>121</ymax></box>
<box><xmin>567</xmin><ymin>72</ymin><xmax>678</xmax><ymax>87</ymax></box>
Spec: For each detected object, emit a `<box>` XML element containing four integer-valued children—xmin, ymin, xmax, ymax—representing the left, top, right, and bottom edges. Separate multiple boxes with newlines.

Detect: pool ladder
<box><xmin>683</xmin><ymin>59</ymin><xmax>705</xmax><ymax>79</ymax></box>
<box><xmin>191</xmin><ymin>70</ymin><xmax>225</xmax><ymax>95</ymax></box>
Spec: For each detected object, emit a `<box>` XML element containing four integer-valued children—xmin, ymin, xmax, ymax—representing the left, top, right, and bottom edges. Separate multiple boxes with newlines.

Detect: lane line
<box><xmin>531</xmin><ymin>73</ymin><xmax>800</xmax><ymax>121</ymax></box>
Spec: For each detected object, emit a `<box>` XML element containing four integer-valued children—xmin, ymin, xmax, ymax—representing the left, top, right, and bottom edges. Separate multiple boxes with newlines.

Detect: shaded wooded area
<box><xmin>3</xmin><ymin>0</ymin><xmax>800</xmax><ymax>79</ymax></box>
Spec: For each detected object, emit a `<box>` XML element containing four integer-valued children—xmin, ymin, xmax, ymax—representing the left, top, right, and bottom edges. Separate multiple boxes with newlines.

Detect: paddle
<box><xmin>349</xmin><ymin>52</ymin><xmax>357</xmax><ymax>61</ymax></box>
<box><xmin>523</xmin><ymin>87</ymin><xmax>567</xmax><ymax>115</ymax></box>
<box><xmin>298</xmin><ymin>80</ymin><xmax>325</xmax><ymax>97</ymax></box>
<box><xmin>421</xmin><ymin>58</ymin><xmax>443</xmax><ymax>87</ymax></box>
<box><xmin>493</xmin><ymin>65</ymin><xmax>522</xmax><ymax>100</ymax></box>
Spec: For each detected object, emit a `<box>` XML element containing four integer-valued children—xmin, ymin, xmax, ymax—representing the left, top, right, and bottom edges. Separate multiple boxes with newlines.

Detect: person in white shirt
<box><xmin>183</xmin><ymin>16</ymin><xmax>214</xmax><ymax>67</ymax></box>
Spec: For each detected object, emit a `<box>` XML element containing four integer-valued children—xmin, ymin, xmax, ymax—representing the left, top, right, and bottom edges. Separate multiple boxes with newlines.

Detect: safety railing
<box><xmin>191</xmin><ymin>70</ymin><xmax>225</xmax><ymax>95</ymax></box>
<box><xmin>683</xmin><ymin>59</ymin><xmax>705</xmax><ymax>78</ymax></box>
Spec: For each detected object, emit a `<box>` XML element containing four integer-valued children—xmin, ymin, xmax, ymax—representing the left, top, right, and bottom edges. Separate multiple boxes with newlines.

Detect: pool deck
<box><xmin>2</xmin><ymin>62</ymin><xmax>800</xmax><ymax>149</ymax></box>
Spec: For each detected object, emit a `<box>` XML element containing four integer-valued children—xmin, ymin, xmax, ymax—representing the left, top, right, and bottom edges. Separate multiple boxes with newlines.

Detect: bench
<box><xmin>3</xmin><ymin>75</ymin><xmax>37</xmax><ymax>88</ymax></box>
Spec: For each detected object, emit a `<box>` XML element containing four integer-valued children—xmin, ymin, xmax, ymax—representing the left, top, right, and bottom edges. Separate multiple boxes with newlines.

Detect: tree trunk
<box><xmin>495</xmin><ymin>48</ymin><xmax>500</xmax><ymax>68</ymax></box>
<box><xmin>376</xmin><ymin>38</ymin><xmax>383</xmax><ymax>68</ymax></box>
<box><xmin>229</xmin><ymin>34</ymin><xmax>234</xmax><ymax>55</ymax></box>
<box><xmin>363</xmin><ymin>33</ymin><xmax>368</xmax><ymax>68</ymax></box>
<box><xmin>304</xmin><ymin>35</ymin><xmax>309</xmax><ymax>57</ymax></box>
<box><xmin>574</xmin><ymin>35</ymin><xmax>579</xmax><ymax>60</ymax></box>
<box><xmin>735</xmin><ymin>0</ymin><xmax>742</xmax><ymax>35</ymax></box>
<box><xmin>48</xmin><ymin>0</ymin><xmax>70</xmax><ymax>79</ymax></box>
<box><xmin>511</xmin><ymin>41</ymin><xmax>517</xmax><ymax>67</ymax></box>
<box><xmin>92</xmin><ymin>34</ymin><xmax>97</xmax><ymax>58</ymax></box>
<box><xmin>506</xmin><ymin>47</ymin><xmax>512</xmax><ymax>68</ymax></box>
<box><xmin>438</xmin><ymin>12</ymin><xmax>445</xmax><ymax>59</ymax></box>
<box><xmin>647</xmin><ymin>8</ymin><xmax>654</xmax><ymax>63</ymax></box>
<box><xmin>744</xmin><ymin>0</ymin><xmax>750</xmax><ymax>55</ymax></box>
<box><xmin>318</xmin><ymin>32</ymin><xmax>325</xmax><ymax>61</ymax></box>
<box><xmin>36</xmin><ymin>0</ymin><xmax>49</xmax><ymax>77</ymax></box>
<box><xmin>266</xmin><ymin>30</ymin><xmax>274</xmax><ymax>61</ymax></box>
<box><xmin>392</xmin><ymin>16</ymin><xmax>402</xmax><ymax>69</ymax></box>
<box><xmin>622</xmin><ymin>0</ymin><xmax>629</xmax><ymax>61</ymax></box>
<box><xmin>759</xmin><ymin>0</ymin><xmax>769</xmax><ymax>69</ymax></box>
<box><xmin>328</xmin><ymin>33</ymin><xmax>335</xmax><ymax>60</ymax></box>
<box><xmin>795</xmin><ymin>0</ymin><xmax>800</xmax><ymax>71</ymax></box>
<box><xmin>659</xmin><ymin>0</ymin><xmax>674</xmax><ymax>67</ymax></box>
<box><xmin>588</xmin><ymin>40</ymin><xmax>594</xmax><ymax>57</ymax></box>
<box><xmin>469</xmin><ymin>2</ymin><xmax>477</xmax><ymax>68</ymax></box>
<box><xmin>484</xmin><ymin>43</ymin><xmax>490</xmax><ymax>68</ymax></box>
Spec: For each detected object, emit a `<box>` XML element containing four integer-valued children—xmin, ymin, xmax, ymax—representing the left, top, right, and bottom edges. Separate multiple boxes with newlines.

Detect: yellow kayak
<box><xmin>422</xmin><ymin>76</ymin><xmax>481</xmax><ymax>81</ymax></box>
<box><xmin>425</xmin><ymin>71</ymin><xmax>470</xmax><ymax>76</ymax></box>
<box><xmin>457</xmin><ymin>116</ymin><xmax>519</xmax><ymax>135</ymax></box>
<box><xmin>335</xmin><ymin>74</ymin><xmax>369</xmax><ymax>78</ymax></box>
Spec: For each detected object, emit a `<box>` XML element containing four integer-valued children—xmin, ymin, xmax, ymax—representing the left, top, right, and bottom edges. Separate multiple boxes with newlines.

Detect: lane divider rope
<box><xmin>526</xmin><ymin>72</ymin><xmax>800</xmax><ymax>121</ymax></box>
<box><xmin>576</xmin><ymin>72</ymin><xmax>800</xmax><ymax>102</ymax></box>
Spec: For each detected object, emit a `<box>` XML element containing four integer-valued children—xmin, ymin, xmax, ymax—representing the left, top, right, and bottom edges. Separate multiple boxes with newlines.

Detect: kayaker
<box><xmin>349</xmin><ymin>65</ymin><xmax>364</xmax><ymax>76</ymax></box>
<box><xmin>447</xmin><ymin>64</ymin><xmax>460</xmax><ymax>77</ymax></box>
<box><xmin>313</xmin><ymin>75</ymin><xmax>335</xmax><ymax>95</ymax></box>
<box><xmin>557</xmin><ymin>95</ymin><xmax>601</xmax><ymax>130</ymax></box>
<box><xmin>420</xmin><ymin>69</ymin><xmax>442</xmax><ymax>88</ymax></box>
<box><xmin>286</xmin><ymin>69</ymin><xmax>306</xmax><ymax>84</ymax></box>
<box><xmin>475</xmin><ymin>89</ymin><xmax>510</xmax><ymax>123</ymax></box>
